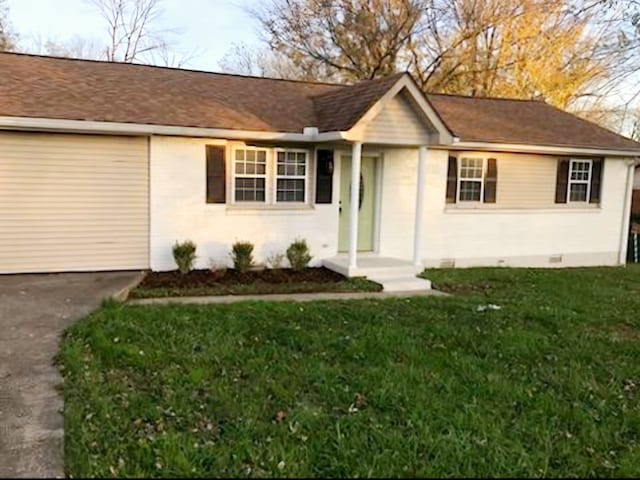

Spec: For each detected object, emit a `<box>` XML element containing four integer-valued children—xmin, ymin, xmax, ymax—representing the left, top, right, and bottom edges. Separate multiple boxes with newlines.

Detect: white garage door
<box><xmin>0</xmin><ymin>132</ymin><xmax>149</xmax><ymax>273</ymax></box>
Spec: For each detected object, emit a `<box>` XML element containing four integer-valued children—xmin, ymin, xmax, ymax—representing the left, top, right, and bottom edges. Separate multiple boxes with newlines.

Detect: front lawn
<box><xmin>60</xmin><ymin>266</ymin><xmax>640</xmax><ymax>477</ymax></box>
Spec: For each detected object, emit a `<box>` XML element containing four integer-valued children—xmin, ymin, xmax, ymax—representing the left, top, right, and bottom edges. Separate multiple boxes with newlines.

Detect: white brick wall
<box><xmin>149</xmin><ymin>136</ymin><xmax>340</xmax><ymax>271</ymax></box>
<box><xmin>149</xmin><ymin>136</ymin><xmax>630</xmax><ymax>271</ymax></box>
<box><xmin>379</xmin><ymin>148</ymin><xmax>628</xmax><ymax>267</ymax></box>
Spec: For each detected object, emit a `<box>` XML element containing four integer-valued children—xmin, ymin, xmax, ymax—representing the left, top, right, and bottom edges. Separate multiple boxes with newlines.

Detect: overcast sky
<box><xmin>7</xmin><ymin>0</ymin><xmax>261</xmax><ymax>71</ymax></box>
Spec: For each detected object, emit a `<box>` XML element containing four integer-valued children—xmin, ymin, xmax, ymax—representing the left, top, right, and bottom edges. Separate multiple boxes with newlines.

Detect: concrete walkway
<box><xmin>130</xmin><ymin>288</ymin><xmax>447</xmax><ymax>306</ymax></box>
<box><xmin>0</xmin><ymin>272</ymin><xmax>142</xmax><ymax>479</ymax></box>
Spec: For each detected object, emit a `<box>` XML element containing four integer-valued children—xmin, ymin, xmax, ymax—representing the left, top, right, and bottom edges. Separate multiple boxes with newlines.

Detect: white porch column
<box><xmin>413</xmin><ymin>145</ymin><xmax>428</xmax><ymax>266</ymax></box>
<box><xmin>349</xmin><ymin>141</ymin><xmax>363</xmax><ymax>270</ymax></box>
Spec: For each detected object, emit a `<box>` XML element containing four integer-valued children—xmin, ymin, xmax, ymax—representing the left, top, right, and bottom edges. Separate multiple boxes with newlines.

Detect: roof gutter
<box><xmin>0</xmin><ymin>116</ymin><xmax>345</xmax><ymax>142</ymax></box>
<box><xmin>444</xmin><ymin>140</ymin><xmax>640</xmax><ymax>158</ymax></box>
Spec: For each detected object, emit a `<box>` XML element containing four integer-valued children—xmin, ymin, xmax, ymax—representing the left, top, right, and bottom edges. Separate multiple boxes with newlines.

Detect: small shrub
<box><xmin>287</xmin><ymin>238</ymin><xmax>313</xmax><ymax>271</ymax></box>
<box><xmin>265</xmin><ymin>252</ymin><xmax>286</xmax><ymax>270</ymax></box>
<box><xmin>231</xmin><ymin>241</ymin><xmax>254</xmax><ymax>273</ymax></box>
<box><xmin>173</xmin><ymin>240</ymin><xmax>197</xmax><ymax>274</ymax></box>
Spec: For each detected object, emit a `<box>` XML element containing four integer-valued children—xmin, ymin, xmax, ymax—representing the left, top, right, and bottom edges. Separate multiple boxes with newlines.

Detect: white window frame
<box><xmin>231</xmin><ymin>146</ymin><xmax>268</xmax><ymax>204</ymax></box>
<box><xmin>567</xmin><ymin>159</ymin><xmax>592</xmax><ymax>203</ymax></box>
<box><xmin>457</xmin><ymin>157</ymin><xmax>486</xmax><ymax>203</ymax></box>
<box><xmin>273</xmin><ymin>148</ymin><xmax>309</xmax><ymax>204</ymax></box>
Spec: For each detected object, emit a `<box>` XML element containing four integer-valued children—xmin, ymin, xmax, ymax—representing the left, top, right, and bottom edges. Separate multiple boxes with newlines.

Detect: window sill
<box><xmin>225</xmin><ymin>204</ymin><xmax>316</xmax><ymax>215</ymax></box>
<box><xmin>444</xmin><ymin>204</ymin><xmax>602</xmax><ymax>214</ymax></box>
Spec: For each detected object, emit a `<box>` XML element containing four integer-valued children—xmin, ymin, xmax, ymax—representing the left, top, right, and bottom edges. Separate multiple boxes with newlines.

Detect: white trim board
<box><xmin>0</xmin><ymin>116</ymin><xmax>344</xmax><ymax>142</ymax></box>
<box><xmin>440</xmin><ymin>141</ymin><xmax>640</xmax><ymax>158</ymax></box>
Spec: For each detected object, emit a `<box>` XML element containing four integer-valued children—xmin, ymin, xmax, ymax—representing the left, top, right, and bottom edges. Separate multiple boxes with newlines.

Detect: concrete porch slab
<box><xmin>323</xmin><ymin>254</ymin><xmax>431</xmax><ymax>291</ymax></box>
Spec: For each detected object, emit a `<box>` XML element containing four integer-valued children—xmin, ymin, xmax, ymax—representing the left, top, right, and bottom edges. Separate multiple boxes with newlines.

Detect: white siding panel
<box><xmin>0</xmin><ymin>132</ymin><xmax>149</xmax><ymax>273</ymax></box>
<box><xmin>454</xmin><ymin>151</ymin><xmax>558</xmax><ymax>208</ymax></box>
<box><xmin>363</xmin><ymin>92</ymin><xmax>431</xmax><ymax>145</ymax></box>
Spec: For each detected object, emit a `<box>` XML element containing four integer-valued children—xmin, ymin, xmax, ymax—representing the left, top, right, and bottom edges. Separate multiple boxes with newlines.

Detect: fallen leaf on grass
<box><xmin>355</xmin><ymin>393</ymin><xmax>367</xmax><ymax>408</ymax></box>
<box><xmin>274</xmin><ymin>409</ymin><xmax>287</xmax><ymax>423</ymax></box>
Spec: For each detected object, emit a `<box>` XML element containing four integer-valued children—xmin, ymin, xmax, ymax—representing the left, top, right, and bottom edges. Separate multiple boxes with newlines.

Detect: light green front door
<box><xmin>338</xmin><ymin>155</ymin><xmax>377</xmax><ymax>252</ymax></box>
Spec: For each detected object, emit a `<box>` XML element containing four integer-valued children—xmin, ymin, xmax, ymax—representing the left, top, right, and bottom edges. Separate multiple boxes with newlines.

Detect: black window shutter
<box><xmin>555</xmin><ymin>159</ymin><xmax>570</xmax><ymax>204</ymax></box>
<box><xmin>589</xmin><ymin>158</ymin><xmax>603</xmax><ymax>204</ymax></box>
<box><xmin>484</xmin><ymin>158</ymin><xmax>498</xmax><ymax>203</ymax></box>
<box><xmin>206</xmin><ymin>145</ymin><xmax>226</xmax><ymax>204</ymax></box>
<box><xmin>316</xmin><ymin>149</ymin><xmax>334</xmax><ymax>204</ymax></box>
<box><xmin>446</xmin><ymin>156</ymin><xmax>458</xmax><ymax>204</ymax></box>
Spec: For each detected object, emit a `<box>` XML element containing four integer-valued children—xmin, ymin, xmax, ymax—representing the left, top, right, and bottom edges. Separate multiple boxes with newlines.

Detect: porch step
<box><xmin>323</xmin><ymin>256</ymin><xmax>422</xmax><ymax>278</ymax></box>
<box><xmin>322</xmin><ymin>256</ymin><xmax>431</xmax><ymax>291</ymax></box>
<box><xmin>368</xmin><ymin>275</ymin><xmax>432</xmax><ymax>292</ymax></box>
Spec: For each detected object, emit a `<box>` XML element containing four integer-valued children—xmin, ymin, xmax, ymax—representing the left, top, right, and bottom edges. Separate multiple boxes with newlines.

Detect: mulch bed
<box><xmin>138</xmin><ymin>267</ymin><xmax>348</xmax><ymax>290</ymax></box>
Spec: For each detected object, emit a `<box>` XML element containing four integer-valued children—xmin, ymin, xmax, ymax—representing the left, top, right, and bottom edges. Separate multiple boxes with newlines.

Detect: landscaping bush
<box><xmin>172</xmin><ymin>240</ymin><xmax>197</xmax><ymax>274</ymax></box>
<box><xmin>265</xmin><ymin>252</ymin><xmax>286</xmax><ymax>270</ymax></box>
<box><xmin>231</xmin><ymin>241</ymin><xmax>254</xmax><ymax>273</ymax></box>
<box><xmin>287</xmin><ymin>238</ymin><xmax>313</xmax><ymax>271</ymax></box>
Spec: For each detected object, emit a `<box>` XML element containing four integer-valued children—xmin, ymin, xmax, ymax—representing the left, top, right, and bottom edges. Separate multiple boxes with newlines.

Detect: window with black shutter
<box><xmin>446</xmin><ymin>156</ymin><xmax>497</xmax><ymax>204</ymax></box>
<box><xmin>556</xmin><ymin>158</ymin><xmax>602</xmax><ymax>204</ymax></box>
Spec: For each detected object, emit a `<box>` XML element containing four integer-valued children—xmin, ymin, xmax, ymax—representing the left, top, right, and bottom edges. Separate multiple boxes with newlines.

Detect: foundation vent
<box><xmin>549</xmin><ymin>254</ymin><xmax>563</xmax><ymax>264</ymax></box>
<box><xmin>440</xmin><ymin>258</ymin><xmax>456</xmax><ymax>268</ymax></box>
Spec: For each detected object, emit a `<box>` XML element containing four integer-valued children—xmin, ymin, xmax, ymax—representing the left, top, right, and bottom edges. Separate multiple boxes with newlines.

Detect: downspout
<box><xmin>619</xmin><ymin>158</ymin><xmax>640</xmax><ymax>265</ymax></box>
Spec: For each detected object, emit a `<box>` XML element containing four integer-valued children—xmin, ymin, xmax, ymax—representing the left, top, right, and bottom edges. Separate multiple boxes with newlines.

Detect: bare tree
<box><xmin>147</xmin><ymin>41</ymin><xmax>202</xmax><ymax>68</ymax></box>
<box><xmin>88</xmin><ymin>0</ymin><xmax>176</xmax><ymax>63</ymax></box>
<box><xmin>249</xmin><ymin>0</ymin><xmax>424</xmax><ymax>83</ymax></box>
<box><xmin>27</xmin><ymin>34</ymin><xmax>106</xmax><ymax>60</ymax></box>
<box><xmin>22</xmin><ymin>0</ymin><xmax>197</xmax><ymax>67</ymax></box>
<box><xmin>0</xmin><ymin>0</ymin><xmax>16</xmax><ymax>51</ymax></box>
<box><xmin>218</xmin><ymin>42</ymin><xmax>315</xmax><ymax>80</ymax></box>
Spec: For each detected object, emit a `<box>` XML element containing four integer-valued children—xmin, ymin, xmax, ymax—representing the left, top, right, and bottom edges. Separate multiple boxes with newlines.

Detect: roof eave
<box><xmin>0</xmin><ymin>116</ymin><xmax>346</xmax><ymax>142</ymax></box>
<box><xmin>441</xmin><ymin>140</ymin><xmax>640</xmax><ymax>157</ymax></box>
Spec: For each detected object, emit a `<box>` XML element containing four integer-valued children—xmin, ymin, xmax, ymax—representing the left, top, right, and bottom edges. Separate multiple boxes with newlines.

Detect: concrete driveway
<box><xmin>0</xmin><ymin>272</ymin><xmax>142</xmax><ymax>478</ymax></box>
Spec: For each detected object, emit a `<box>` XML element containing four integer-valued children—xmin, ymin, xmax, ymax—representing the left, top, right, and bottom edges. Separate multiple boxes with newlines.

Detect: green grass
<box><xmin>60</xmin><ymin>266</ymin><xmax>640</xmax><ymax>478</ymax></box>
<box><xmin>129</xmin><ymin>276</ymin><xmax>382</xmax><ymax>299</ymax></box>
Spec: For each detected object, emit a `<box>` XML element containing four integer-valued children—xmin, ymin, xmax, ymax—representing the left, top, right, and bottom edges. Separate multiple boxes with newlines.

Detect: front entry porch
<box><xmin>326</xmin><ymin>140</ymin><xmax>431</xmax><ymax>291</ymax></box>
<box><xmin>323</xmin><ymin>254</ymin><xmax>432</xmax><ymax>292</ymax></box>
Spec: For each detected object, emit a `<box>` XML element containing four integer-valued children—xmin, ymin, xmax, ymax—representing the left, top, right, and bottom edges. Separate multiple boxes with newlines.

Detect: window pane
<box><xmin>277</xmin><ymin>178</ymin><xmax>305</xmax><ymax>202</ymax></box>
<box><xmin>459</xmin><ymin>180</ymin><xmax>482</xmax><ymax>201</ymax></box>
<box><xmin>246</xmin><ymin>150</ymin><xmax>255</xmax><ymax>162</ymax></box>
<box><xmin>257</xmin><ymin>150</ymin><xmax>266</xmax><ymax>163</ymax></box>
<box><xmin>460</xmin><ymin>158</ymin><xmax>483</xmax><ymax>179</ymax></box>
<box><xmin>235</xmin><ymin>150</ymin><xmax>244</xmax><ymax>161</ymax></box>
<box><xmin>277</xmin><ymin>150</ymin><xmax>307</xmax><ymax>179</ymax></box>
<box><xmin>570</xmin><ymin>161</ymin><xmax>590</xmax><ymax>181</ymax></box>
<box><xmin>235</xmin><ymin>162</ymin><xmax>244</xmax><ymax>174</ymax></box>
<box><xmin>235</xmin><ymin>178</ymin><xmax>265</xmax><ymax>202</ymax></box>
<box><xmin>569</xmin><ymin>183</ymin><xmax>588</xmax><ymax>202</ymax></box>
